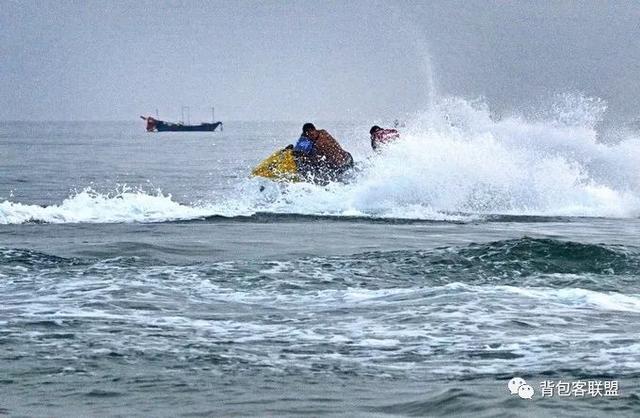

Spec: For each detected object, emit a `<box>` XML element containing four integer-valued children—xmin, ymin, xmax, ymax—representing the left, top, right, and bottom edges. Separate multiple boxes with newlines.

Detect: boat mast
<box><xmin>181</xmin><ymin>106</ymin><xmax>191</xmax><ymax>124</ymax></box>
<box><xmin>211</xmin><ymin>106</ymin><xmax>215</xmax><ymax>123</ymax></box>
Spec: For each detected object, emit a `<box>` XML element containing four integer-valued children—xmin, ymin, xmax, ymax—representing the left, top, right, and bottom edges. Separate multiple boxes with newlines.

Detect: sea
<box><xmin>1</xmin><ymin>97</ymin><xmax>640</xmax><ymax>417</ymax></box>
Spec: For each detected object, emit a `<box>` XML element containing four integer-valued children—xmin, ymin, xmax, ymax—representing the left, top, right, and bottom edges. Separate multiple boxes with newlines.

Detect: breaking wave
<box><xmin>1</xmin><ymin>95</ymin><xmax>639</xmax><ymax>224</ymax></box>
<box><xmin>0</xmin><ymin>188</ymin><xmax>214</xmax><ymax>224</ymax></box>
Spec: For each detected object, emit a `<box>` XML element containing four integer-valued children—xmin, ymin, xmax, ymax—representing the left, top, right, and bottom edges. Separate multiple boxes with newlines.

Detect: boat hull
<box><xmin>155</xmin><ymin>121</ymin><xmax>222</xmax><ymax>132</ymax></box>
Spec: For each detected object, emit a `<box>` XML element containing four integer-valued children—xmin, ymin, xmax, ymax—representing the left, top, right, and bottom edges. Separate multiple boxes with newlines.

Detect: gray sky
<box><xmin>1</xmin><ymin>0</ymin><xmax>639</xmax><ymax>121</ymax></box>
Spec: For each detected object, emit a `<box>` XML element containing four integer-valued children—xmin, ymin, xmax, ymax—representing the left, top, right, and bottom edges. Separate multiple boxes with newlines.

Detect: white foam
<box><xmin>357</xmin><ymin>338</ymin><xmax>401</xmax><ymax>347</ymax></box>
<box><xmin>4</xmin><ymin>259</ymin><xmax>640</xmax><ymax>378</ymax></box>
<box><xmin>0</xmin><ymin>188</ymin><xmax>214</xmax><ymax>224</ymax></box>
<box><xmin>502</xmin><ymin>285</ymin><xmax>640</xmax><ymax>313</ymax></box>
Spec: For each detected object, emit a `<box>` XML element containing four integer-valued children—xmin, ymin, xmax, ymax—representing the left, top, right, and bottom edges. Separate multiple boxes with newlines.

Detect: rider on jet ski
<box><xmin>293</xmin><ymin>123</ymin><xmax>354</xmax><ymax>184</ymax></box>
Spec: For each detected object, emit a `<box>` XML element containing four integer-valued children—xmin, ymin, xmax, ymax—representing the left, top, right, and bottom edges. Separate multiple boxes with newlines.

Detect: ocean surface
<box><xmin>2</xmin><ymin>100</ymin><xmax>640</xmax><ymax>417</ymax></box>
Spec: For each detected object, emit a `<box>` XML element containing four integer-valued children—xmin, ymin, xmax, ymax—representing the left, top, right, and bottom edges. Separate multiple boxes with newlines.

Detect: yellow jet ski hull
<box><xmin>251</xmin><ymin>148</ymin><xmax>301</xmax><ymax>182</ymax></box>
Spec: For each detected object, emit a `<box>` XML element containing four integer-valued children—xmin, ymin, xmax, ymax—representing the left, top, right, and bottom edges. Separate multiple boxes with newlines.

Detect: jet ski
<box><xmin>251</xmin><ymin>146</ymin><xmax>301</xmax><ymax>183</ymax></box>
<box><xmin>252</xmin><ymin>145</ymin><xmax>357</xmax><ymax>185</ymax></box>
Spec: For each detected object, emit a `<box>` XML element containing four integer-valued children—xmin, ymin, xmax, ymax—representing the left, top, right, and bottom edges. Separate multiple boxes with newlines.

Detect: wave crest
<box><xmin>0</xmin><ymin>187</ymin><xmax>212</xmax><ymax>224</ymax></box>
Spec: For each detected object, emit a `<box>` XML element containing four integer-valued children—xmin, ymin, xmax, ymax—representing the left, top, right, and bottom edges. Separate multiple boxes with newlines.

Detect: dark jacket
<box><xmin>307</xmin><ymin>129</ymin><xmax>352</xmax><ymax>168</ymax></box>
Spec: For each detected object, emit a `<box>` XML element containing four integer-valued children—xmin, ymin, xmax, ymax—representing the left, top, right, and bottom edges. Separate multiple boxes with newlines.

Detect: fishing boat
<box><xmin>140</xmin><ymin>116</ymin><xmax>222</xmax><ymax>132</ymax></box>
<box><xmin>141</xmin><ymin>107</ymin><xmax>223</xmax><ymax>132</ymax></box>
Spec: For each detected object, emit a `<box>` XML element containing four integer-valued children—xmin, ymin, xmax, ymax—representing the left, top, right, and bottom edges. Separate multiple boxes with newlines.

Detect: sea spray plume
<box><xmin>366</xmin><ymin>96</ymin><xmax>639</xmax><ymax>217</ymax></box>
<box><xmin>545</xmin><ymin>93</ymin><xmax>607</xmax><ymax>129</ymax></box>
<box><xmin>242</xmin><ymin>95</ymin><xmax>640</xmax><ymax>219</ymax></box>
<box><xmin>389</xmin><ymin>3</ymin><xmax>437</xmax><ymax>108</ymax></box>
